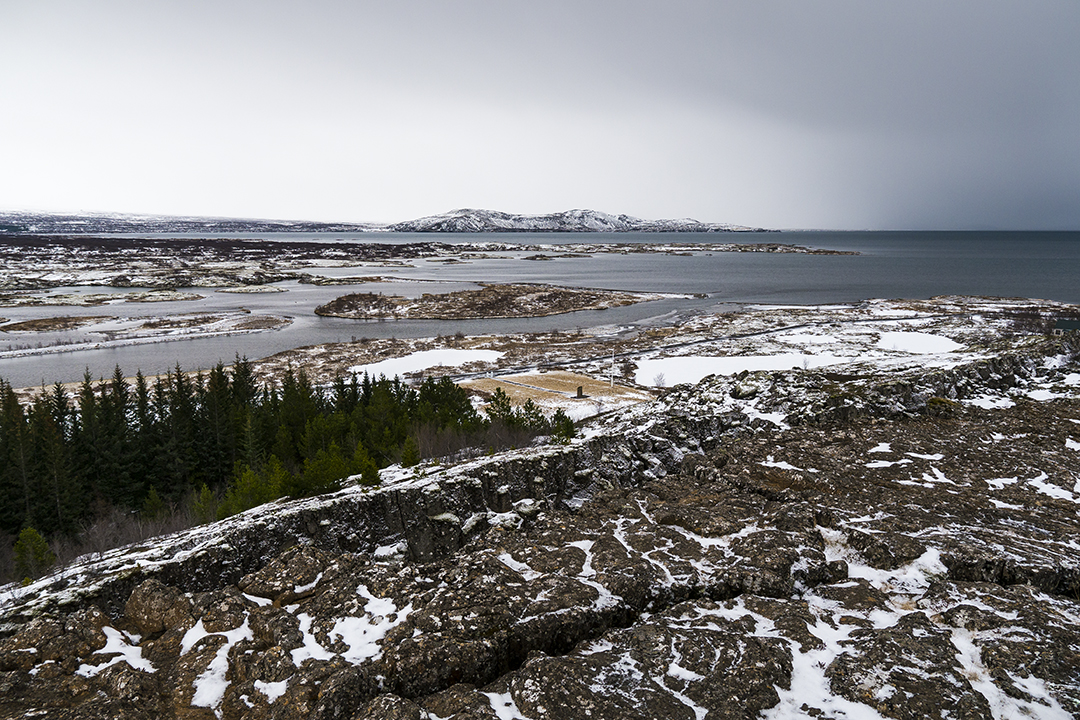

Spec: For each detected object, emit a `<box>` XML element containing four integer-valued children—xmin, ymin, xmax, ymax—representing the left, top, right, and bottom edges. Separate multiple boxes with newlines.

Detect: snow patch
<box><xmin>1026</xmin><ymin>472</ymin><xmax>1076</xmax><ymax>502</ymax></box>
<box><xmin>348</xmin><ymin>349</ymin><xmax>504</xmax><ymax>378</ymax></box>
<box><xmin>497</xmin><ymin>552</ymin><xmax>542</xmax><ymax>581</ymax></box>
<box><xmin>760</xmin><ymin>456</ymin><xmax>803</xmax><ymax>471</ymax></box>
<box><xmin>180</xmin><ymin>617</ymin><xmax>253</xmax><ymax>712</ymax></box>
<box><xmin>876</xmin><ymin>331</ymin><xmax>962</xmax><ymax>354</ymax></box>
<box><xmin>293</xmin><ymin>572</ymin><xmax>323</xmax><ymax>595</ymax></box>
<box><xmin>985</xmin><ymin>477</ymin><xmax>1018</xmax><ymax>491</ymax></box>
<box><xmin>76</xmin><ymin>626</ymin><xmax>155</xmax><ymax>677</ymax></box>
<box><xmin>965</xmin><ymin>394</ymin><xmax>1016</xmax><ymax>409</ymax></box>
<box><xmin>254</xmin><ymin>679</ymin><xmax>288</xmax><ymax>703</ymax></box>
<box><xmin>865</xmin><ymin>458</ymin><xmax>912</xmax><ymax>469</ymax></box>
<box><xmin>484</xmin><ymin>691</ymin><xmax>530</xmax><ymax>720</ymax></box>
<box><xmin>635</xmin><ymin>353</ymin><xmax>850</xmax><ymax>387</ymax></box>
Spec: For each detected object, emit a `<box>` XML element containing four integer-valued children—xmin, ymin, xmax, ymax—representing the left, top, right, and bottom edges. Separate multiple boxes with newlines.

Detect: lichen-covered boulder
<box><xmin>124</xmin><ymin>578</ymin><xmax>193</xmax><ymax>636</ymax></box>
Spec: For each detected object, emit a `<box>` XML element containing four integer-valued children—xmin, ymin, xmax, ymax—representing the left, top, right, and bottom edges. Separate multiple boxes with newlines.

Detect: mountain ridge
<box><xmin>387</xmin><ymin>208</ymin><xmax>769</xmax><ymax>233</ymax></box>
<box><xmin>0</xmin><ymin>208</ymin><xmax>770</xmax><ymax>235</ymax></box>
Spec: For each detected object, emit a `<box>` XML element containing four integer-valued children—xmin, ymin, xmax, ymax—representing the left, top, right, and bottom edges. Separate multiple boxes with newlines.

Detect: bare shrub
<box><xmin>413</xmin><ymin>422</ymin><xmax>546</xmax><ymax>463</ymax></box>
<box><xmin>992</xmin><ymin>308</ymin><xmax>1080</xmax><ymax>337</ymax></box>
<box><xmin>48</xmin><ymin>501</ymin><xmax>196</xmax><ymax>570</ymax></box>
<box><xmin>0</xmin><ymin>533</ymin><xmax>15</xmax><ymax>586</ymax></box>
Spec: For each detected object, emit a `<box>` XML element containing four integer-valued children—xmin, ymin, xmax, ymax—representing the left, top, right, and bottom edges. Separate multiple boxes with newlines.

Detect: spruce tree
<box><xmin>400</xmin><ymin>436</ymin><xmax>420</xmax><ymax>467</ymax></box>
<box><xmin>13</xmin><ymin>526</ymin><xmax>55</xmax><ymax>581</ymax></box>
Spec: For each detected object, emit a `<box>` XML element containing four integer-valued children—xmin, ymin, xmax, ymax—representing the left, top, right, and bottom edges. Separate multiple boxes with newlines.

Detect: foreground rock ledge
<box><xmin>1</xmin><ymin>362</ymin><xmax>1079</xmax><ymax>718</ymax></box>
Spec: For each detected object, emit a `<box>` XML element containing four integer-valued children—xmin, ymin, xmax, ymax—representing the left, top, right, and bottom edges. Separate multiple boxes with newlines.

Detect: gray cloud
<box><xmin>1</xmin><ymin>0</ymin><xmax>1077</xmax><ymax>228</ymax></box>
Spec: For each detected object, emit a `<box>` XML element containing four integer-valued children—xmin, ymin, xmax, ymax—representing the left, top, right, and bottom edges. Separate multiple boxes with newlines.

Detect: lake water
<box><xmin>1</xmin><ymin>230</ymin><xmax>1077</xmax><ymax>388</ymax></box>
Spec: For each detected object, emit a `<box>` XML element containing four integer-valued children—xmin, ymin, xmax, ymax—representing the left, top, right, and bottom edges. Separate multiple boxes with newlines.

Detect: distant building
<box><xmin>1052</xmin><ymin>319</ymin><xmax>1080</xmax><ymax>335</ymax></box>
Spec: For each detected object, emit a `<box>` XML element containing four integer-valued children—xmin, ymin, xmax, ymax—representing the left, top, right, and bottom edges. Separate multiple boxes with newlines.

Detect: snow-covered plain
<box><xmin>635</xmin><ymin>352</ymin><xmax>851</xmax><ymax>386</ymax></box>
<box><xmin>876</xmin><ymin>331</ymin><xmax>962</xmax><ymax>354</ymax></box>
<box><xmin>632</xmin><ymin>319</ymin><xmax>974</xmax><ymax>388</ymax></box>
<box><xmin>347</xmin><ymin>348</ymin><xmax>505</xmax><ymax>378</ymax></box>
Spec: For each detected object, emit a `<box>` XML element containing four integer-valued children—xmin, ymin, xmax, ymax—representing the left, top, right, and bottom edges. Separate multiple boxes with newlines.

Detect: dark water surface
<box><xmin>1</xmin><ymin>231</ymin><xmax>1077</xmax><ymax>388</ymax></box>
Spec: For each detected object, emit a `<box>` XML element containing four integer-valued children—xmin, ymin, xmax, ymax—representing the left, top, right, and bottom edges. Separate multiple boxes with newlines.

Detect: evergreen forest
<box><xmin>0</xmin><ymin>359</ymin><xmax>572</xmax><ymax>581</ymax></box>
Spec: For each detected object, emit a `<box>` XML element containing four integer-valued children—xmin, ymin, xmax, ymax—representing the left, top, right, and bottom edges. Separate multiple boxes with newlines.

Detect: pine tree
<box><xmin>29</xmin><ymin>397</ymin><xmax>80</xmax><ymax>534</ymax></box>
<box><xmin>0</xmin><ymin>382</ymin><xmax>33</xmax><ymax>534</ymax></box>
<box><xmin>160</xmin><ymin>365</ymin><xmax>198</xmax><ymax>496</ymax></box>
<box><xmin>400</xmin><ymin>436</ymin><xmax>420</xmax><ymax>467</ymax></box>
<box><xmin>141</xmin><ymin>486</ymin><xmax>167</xmax><ymax>521</ymax></box>
<box><xmin>13</xmin><ymin>526</ymin><xmax>55</xmax><ymax>582</ymax></box>
<box><xmin>485</xmin><ymin>387</ymin><xmax>515</xmax><ymax>426</ymax></box>
<box><xmin>190</xmin><ymin>483</ymin><xmax>219</xmax><ymax>525</ymax></box>
<box><xmin>295</xmin><ymin>443</ymin><xmax>350</xmax><ymax>496</ymax></box>
<box><xmin>353</xmin><ymin>444</ymin><xmax>381</xmax><ymax>486</ymax></box>
<box><xmin>199</xmin><ymin>362</ymin><xmax>235</xmax><ymax>488</ymax></box>
<box><xmin>98</xmin><ymin>366</ymin><xmax>136</xmax><ymax>506</ymax></box>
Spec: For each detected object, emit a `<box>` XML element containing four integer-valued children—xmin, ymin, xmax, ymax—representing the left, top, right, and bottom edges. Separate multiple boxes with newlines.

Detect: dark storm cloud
<box><xmin>1</xmin><ymin>0</ymin><xmax>1077</xmax><ymax>228</ymax></box>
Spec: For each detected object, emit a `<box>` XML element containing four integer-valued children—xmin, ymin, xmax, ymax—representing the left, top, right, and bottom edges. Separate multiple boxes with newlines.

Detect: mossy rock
<box><xmin>926</xmin><ymin>396</ymin><xmax>959</xmax><ymax>416</ymax></box>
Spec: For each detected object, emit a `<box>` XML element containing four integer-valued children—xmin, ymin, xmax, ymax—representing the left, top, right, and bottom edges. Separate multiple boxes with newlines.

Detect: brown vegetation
<box><xmin>140</xmin><ymin>314</ymin><xmax>224</xmax><ymax>329</ymax></box>
<box><xmin>461</xmin><ymin>371</ymin><xmax>651</xmax><ymax>408</ymax></box>
<box><xmin>0</xmin><ymin>316</ymin><xmax>109</xmax><ymax>332</ymax></box>
<box><xmin>315</xmin><ymin>284</ymin><xmax>663</xmax><ymax>320</ymax></box>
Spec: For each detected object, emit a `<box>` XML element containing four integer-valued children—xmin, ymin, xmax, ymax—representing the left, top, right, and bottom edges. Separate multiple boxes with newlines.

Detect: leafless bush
<box><xmin>0</xmin><ymin>533</ymin><xmax>15</xmax><ymax>586</ymax></box>
<box><xmin>48</xmin><ymin>501</ymin><xmax>197</xmax><ymax>570</ymax></box>
<box><xmin>413</xmin><ymin>422</ymin><xmax>546</xmax><ymax>462</ymax></box>
<box><xmin>992</xmin><ymin>309</ymin><xmax>1080</xmax><ymax>337</ymax></box>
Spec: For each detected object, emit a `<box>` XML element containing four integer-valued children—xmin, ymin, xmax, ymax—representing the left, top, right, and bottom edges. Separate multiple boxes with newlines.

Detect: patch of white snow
<box><xmin>254</xmin><ymin>679</ymin><xmax>289</xmax><ymax>703</ymax></box>
<box><xmin>876</xmin><ymin>331</ymin><xmax>962</xmax><ymax>354</ymax></box>
<box><xmin>484</xmin><ymin>691</ymin><xmax>529</xmax><ymax>720</ymax></box>
<box><xmin>348</xmin><ymin>349</ymin><xmax>504</xmax><ymax>378</ymax></box>
<box><xmin>634</xmin><ymin>353</ymin><xmax>850</xmax><ymax>387</ymax></box>
<box><xmin>76</xmin><ymin>626</ymin><xmax>155</xmax><ymax>677</ymax></box>
<box><xmin>1026</xmin><ymin>472</ymin><xmax>1076</xmax><ymax>502</ymax></box>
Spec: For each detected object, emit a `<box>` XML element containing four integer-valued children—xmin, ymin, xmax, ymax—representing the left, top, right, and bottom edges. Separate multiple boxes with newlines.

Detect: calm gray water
<box><xmin>1</xmin><ymin>231</ymin><xmax>1077</xmax><ymax>388</ymax></box>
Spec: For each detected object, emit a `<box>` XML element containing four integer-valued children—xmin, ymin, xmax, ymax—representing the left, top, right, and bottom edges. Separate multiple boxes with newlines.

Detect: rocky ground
<box><xmin>1</xmin><ymin>327</ymin><xmax>1078</xmax><ymax>719</ymax></box>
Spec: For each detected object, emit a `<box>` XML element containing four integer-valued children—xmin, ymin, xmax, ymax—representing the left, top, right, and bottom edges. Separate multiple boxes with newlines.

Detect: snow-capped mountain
<box><xmin>390</xmin><ymin>208</ymin><xmax>767</xmax><ymax>233</ymax></box>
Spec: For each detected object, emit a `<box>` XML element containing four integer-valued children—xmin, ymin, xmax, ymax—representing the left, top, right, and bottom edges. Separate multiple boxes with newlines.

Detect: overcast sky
<box><xmin>2</xmin><ymin>1</ymin><xmax>1078</xmax><ymax>229</ymax></box>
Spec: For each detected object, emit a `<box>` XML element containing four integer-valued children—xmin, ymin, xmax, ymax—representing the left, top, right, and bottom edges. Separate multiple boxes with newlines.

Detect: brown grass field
<box><xmin>460</xmin><ymin>370</ymin><xmax>652</xmax><ymax>406</ymax></box>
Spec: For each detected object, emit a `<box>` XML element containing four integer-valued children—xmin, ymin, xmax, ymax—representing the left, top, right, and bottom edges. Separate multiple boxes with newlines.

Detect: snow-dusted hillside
<box><xmin>0</xmin><ymin>211</ymin><xmax>381</xmax><ymax>235</ymax></box>
<box><xmin>389</xmin><ymin>208</ymin><xmax>768</xmax><ymax>233</ymax></box>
